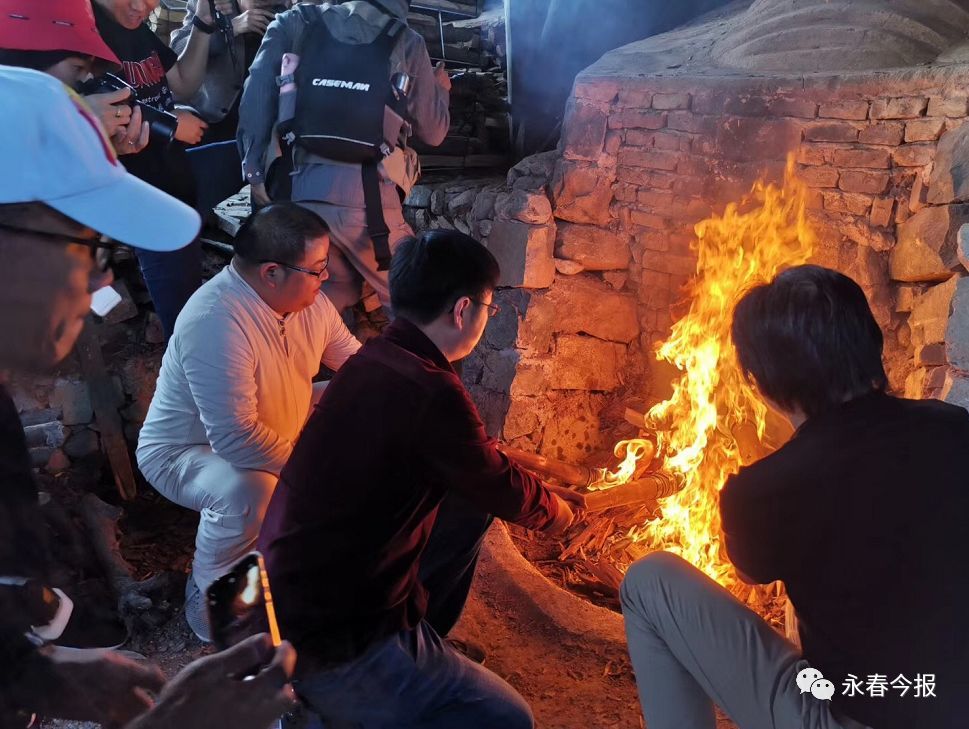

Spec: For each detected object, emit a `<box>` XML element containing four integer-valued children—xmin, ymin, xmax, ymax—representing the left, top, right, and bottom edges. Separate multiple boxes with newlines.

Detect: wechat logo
<box><xmin>797</xmin><ymin>667</ymin><xmax>835</xmax><ymax>701</ymax></box>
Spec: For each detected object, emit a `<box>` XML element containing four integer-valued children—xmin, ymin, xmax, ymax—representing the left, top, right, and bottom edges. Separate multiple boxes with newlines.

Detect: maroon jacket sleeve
<box><xmin>417</xmin><ymin>377</ymin><xmax>560</xmax><ymax>531</ymax></box>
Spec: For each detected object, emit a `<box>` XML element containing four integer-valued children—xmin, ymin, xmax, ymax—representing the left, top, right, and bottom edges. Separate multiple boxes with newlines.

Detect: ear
<box><xmin>452</xmin><ymin>295</ymin><xmax>473</xmax><ymax>329</ymax></box>
<box><xmin>259</xmin><ymin>262</ymin><xmax>282</xmax><ymax>288</ymax></box>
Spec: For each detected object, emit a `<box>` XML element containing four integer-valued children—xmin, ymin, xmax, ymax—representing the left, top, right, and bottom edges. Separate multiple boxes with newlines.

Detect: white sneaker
<box><xmin>184</xmin><ymin>574</ymin><xmax>212</xmax><ymax>643</ymax></box>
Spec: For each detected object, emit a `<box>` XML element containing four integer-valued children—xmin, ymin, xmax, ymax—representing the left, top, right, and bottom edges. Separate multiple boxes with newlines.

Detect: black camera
<box><xmin>79</xmin><ymin>73</ymin><xmax>179</xmax><ymax>146</ymax></box>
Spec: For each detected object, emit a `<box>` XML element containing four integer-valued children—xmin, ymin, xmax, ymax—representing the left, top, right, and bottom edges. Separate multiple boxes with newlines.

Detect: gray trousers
<box><xmin>620</xmin><ymin>552</ymin><xmax>872</xmax><ymax>729</ymax></box>
<box><xmin>298</xmin><ymin>201</ymin><xmax>414</xmax><ymax>313</ymax></box>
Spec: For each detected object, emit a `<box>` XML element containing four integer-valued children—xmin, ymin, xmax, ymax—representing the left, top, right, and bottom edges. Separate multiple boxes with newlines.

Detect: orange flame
<box><xmin>608</xmin><ymin>157</ymin><xmax>815</xmax><ymax>588</ymax></box>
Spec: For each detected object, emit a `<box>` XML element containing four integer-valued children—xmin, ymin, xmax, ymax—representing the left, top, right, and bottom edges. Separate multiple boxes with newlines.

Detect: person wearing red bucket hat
<box><xmin>0</xmin><ymin>0</ymin><xmax>149</xmax><ymax>154</ymax></box>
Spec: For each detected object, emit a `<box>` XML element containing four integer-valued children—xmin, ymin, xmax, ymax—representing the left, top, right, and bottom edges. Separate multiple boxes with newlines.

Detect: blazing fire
<box><xmin>600</xmin><ymin>157</ymin><xmax>815</xmax><ymax>590</ymax></box>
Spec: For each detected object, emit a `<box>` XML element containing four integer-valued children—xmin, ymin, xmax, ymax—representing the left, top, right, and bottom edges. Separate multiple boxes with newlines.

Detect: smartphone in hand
<box><xmin>206</xmin><ymin>551</ymin><xmax>281</xmax><ymax>651</ymax></box>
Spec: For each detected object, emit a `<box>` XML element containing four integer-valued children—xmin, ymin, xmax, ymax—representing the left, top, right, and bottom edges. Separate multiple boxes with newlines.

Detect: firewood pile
<box><xmin>505</xmin><ymin>443</ymin><xmax>789</xmax><ymax>630</ymax></box>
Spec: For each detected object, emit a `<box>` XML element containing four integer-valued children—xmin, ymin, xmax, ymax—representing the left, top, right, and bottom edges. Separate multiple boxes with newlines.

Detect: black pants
<box><xmin>418</xmin><ymin>493</ymin><xmax>494</xmax><ymax>637</ymax></box>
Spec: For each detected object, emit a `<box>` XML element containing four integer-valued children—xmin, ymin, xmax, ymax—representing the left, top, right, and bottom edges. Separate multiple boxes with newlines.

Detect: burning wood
<box><xmin>499</xmin><ymin>444</ymin><xmax>608</xmax><ymax>486</ymax></box>
<box><xmin>583</xmin><ymin>472</ymin><xmax>684</xmax><ymax>513</ymax></box>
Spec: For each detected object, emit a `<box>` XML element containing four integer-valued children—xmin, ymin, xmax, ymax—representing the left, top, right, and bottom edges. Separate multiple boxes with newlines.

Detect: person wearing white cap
<box><xmin>0</xmin><ymin>66</ymin><xmax>298</xmax><ymax>729</ymax></box>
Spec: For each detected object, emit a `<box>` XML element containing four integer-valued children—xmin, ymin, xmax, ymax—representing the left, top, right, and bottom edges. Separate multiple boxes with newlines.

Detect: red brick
<box><xmin>629</xmin><ymin>209</ymin><xmax>669</xmax><ymax>230</ymax></box>
<box><xmin>643</xmin><ymin>253</ymin><xmax>697</xmax><ymax>276</ymax></box>
<box><xmin>892</xmin><ymin>144</ymin><xmax>934</xmax><ymax>167</ymax></box>
<box><xmin>690</xmin><ymin>91</ymin><xmax>726</xmax><ymax>115</ymax></box>
<box><xmin>651</xmin><ymin>92</ymin><xmax>691</xmax><ymax>111</ymax></box>
<box><xmin>870</xmin><ymin>97</ymin><xmax>928</xmax><ymax>120</ymax></box>
<box><xmin>561</xmin><ymin>101</ymin><xmax>608</xmax><ymax>161</ymax></box>
<box><xmin>797</xmin><ymin>165</ymin><xmax>840</xmax><ymax>188</ymax></box>
<box><xmin>818</xmin><ymin>100</ymin><xmax>870</xmax><ymax>120</ymax></box>
<box><xmin>905</xmin><ymin>118</ymin><xmax>946</xmax><ymax>143</ymax></box>
<box><xmin>638</xmin><ymin>232</ymin><xmax>668</xmax><ymax>252</ymax></box>
<box><xmin>653</xmin><ymin>131</ymin><xmax>690</xmax><ymax>151</ymax></box>
<box><xmin>829</xmin><ymin>147</ymin><xmax>891</xmax><ymax>168</ymax></box>
<box><xmin>574</xmin><ymin>79</ymin><xmax>620</xmax><ymax>103</ymax></box>
<box><xmin>604</xmin><ymin>131</ymin><xmax>622</xmax><ymax>156</ymax></box>
<box><xmin>803</xmin><ymin>121</ymin><xmax>860</xmax><ymax>143</ymax></box>
<box><xmin>796</xmin><ymin>145</ymin><xmax>826</xmax><ymax>165</ymax></box>
<box><xmin>927</xmin><ymin>96</ymin><xmax>969</xmax><ymax>118</ymax></box>
<box><xmin>716</xmin><ymin>117</ymin><xmax>802</xmax><ymax>161</ymax></box>
<box><xmin>617</xmin><ymin>167</ymin><xmax>677</xmax><ymax>188</ymax></box>
<box><xmin>677</xmin><ymin>155</ymin><xmax>712</xmax><ymax>177</ymax></box>
<box><xmin>618</xmin><ymin>148</ymin><xmax>679</xmax><ymax>171</ymax></box>
<box><xmin>617</xmin><ymin>87</ymin><xmax>653</xmax><ymax>108</ymax></box>
<box><xmin>839</xmin><ymin>169</ymin><xmax>890</xmax><ymax>194</ymax></box>
<box><xmin>858</xmin><ymin>122</ymin><xmax>904</xmax><ymax>146</ymax></box>
<box><xmin>767</xmin><ymin>97</ymin><xmax>818</xmax><ymax>119</ymax></box>
<box><xmin>625</xmin><ymin>129</ymin><xmax>657</xmax><ymax>147</ymax></box>
<box><xmin>637</xmin><ymin>189</ymin><xmax>675</xmax><ymax>209</ymax></box>
<box><xmin>613</xmin><ymin>183</ymin><xmax>638</xmax><ymax>203</ymax></box>
<box><xmin>723</xmin><ymin>96</ymin><xmax>770</xmax><ymax>116</ymax></box>
<box><xmin>822</xmin><ymin>191</ymin><xmax>873</xmax><ymax>215</ymax></box>
<box><xmin>667</xmin><ymin>112</ymin><xmax>717</xmax><ymax>135</ymax></box>
<box><xmin>870</xmin><ymin>197</ymin><xmax>895</xmax><ymax>227</ymax></box>
<box><xmin>619</xmin><ymin>109</ymin><xmax>668</xmax><ymax>129</ymax></box>
<box><xmin>672</xmin><ymin>176</ymin><xmax>710</xmax><ymax>197</ymax></box>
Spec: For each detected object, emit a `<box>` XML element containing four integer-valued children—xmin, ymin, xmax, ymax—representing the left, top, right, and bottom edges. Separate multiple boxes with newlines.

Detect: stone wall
<box><xmin>458</xmin><ymin>64</ymin><xmax>969</xmax><ymax>463</ymax></box>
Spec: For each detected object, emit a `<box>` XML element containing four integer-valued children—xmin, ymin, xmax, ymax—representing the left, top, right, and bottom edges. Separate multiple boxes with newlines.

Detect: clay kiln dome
<box><xmin>588</xmin><ymin>0</ymin><xmax>969</xmax><ymax>77</ymax></box>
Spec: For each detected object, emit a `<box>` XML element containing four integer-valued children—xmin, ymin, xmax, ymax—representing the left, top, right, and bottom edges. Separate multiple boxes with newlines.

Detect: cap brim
<box><xmin>48</xmin><ymin>173</ymin><xmax>201</xmax><ymax>252</ymax></box>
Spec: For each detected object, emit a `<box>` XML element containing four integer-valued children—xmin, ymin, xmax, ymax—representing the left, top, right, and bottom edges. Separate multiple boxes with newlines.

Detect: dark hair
<box><xmin>0</xmin><ymin>49</ymin><xmax>86</xmax><ymax>72</ymax></box>
<box><xmin>390</xmin><ymin>230</ymin><xmax>500</xmax><ymax>323</ymax></box>
<box><xmin>233</xmin><ymin>203</ymin><xmax>329</xmax><ymax>267</ymax></box>
<box><xmin>731</xmin><ymin>264</ymin><xmax>887</xmax><ymax>419</ymax></box>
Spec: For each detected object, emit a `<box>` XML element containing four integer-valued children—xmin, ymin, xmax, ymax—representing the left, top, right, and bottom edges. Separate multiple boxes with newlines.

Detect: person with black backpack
<box><xmin>237</xmin><ymin>0</ymin><xmax>450</xmax><ymax>315</ymax></box>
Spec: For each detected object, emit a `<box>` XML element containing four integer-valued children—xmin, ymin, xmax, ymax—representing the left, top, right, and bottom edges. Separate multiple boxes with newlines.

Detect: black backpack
<box><xmin>284</xmin><ymin>5</ymin><xmax>405</xmax><ymax>163</ymax></box>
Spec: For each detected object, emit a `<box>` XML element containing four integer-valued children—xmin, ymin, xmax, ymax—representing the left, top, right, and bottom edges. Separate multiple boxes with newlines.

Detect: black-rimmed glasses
<box><xmin>473</xmin><ymin>299</ymin><xmax>501</xmax><ymax>318</ymax></box>
<box><xmin>0</xmin><ymin>221</ymin><xmax>120</xmax><ymax>272</ymax></box>
<box><xmin>261</xmin><ymin>258</ymin><xmax>330</xmax><ymax>280</ymax></box>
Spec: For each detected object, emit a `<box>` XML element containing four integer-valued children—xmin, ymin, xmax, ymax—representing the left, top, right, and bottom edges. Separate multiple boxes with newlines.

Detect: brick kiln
<box><xmin>442</xmin><ymin>0</ymin><xmax>969</xmax><ymax>597</ymax></box>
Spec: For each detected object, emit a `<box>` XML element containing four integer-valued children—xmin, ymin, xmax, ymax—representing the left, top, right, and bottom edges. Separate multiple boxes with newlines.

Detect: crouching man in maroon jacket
<box><xmin>258</xmin><ymin>229</ymin><xmax>583</xmax><ymax>728</ymax></box>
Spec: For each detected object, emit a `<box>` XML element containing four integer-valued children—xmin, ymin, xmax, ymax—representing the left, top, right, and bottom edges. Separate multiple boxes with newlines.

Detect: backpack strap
<box><xmin>362</xmin><ymin>162</ymin><xmax>392</xmax><ymax>271</ymax></box>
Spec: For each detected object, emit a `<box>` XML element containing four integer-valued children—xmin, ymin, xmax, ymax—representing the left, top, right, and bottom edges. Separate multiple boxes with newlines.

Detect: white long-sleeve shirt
<box><xmin>137</xmin><ymin>262</ymin><xmax>361</xmax><ymax>476</ymax></box>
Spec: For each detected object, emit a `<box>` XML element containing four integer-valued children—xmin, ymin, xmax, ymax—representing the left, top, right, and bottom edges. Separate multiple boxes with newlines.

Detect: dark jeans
<box><xmin>134</xmin><ymin>239</ymin><xmax>202</xmax><ymax>340</ymax></box>
<box><xmin>185</xmin><ymin>140</ymin><xmax>245</xmax><ymax>215</ymax></box>
<box><xmin>293</xmin><ymin>495</ymin><xmax>523</xmax><ymax>729</ymax></box>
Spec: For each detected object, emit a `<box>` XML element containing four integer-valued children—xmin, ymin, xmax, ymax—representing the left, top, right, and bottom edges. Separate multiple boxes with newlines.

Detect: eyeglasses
<box><xmin>261</xmin><ymin>258</ymin><xmax>329</xmax><ymax>280</ymax></box>
<box><xmin>473</xmin><ymin>299</ymin><xmax>501</xmax><ymax>318</ymax></box>
<box><xmin>0</xmin><ymin>221</ymin><xmax>119</xmax><ymax>272</ymax></box>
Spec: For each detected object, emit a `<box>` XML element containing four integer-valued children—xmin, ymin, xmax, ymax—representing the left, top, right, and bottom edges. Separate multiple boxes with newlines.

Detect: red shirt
<box><xmin>259</xmin><ymin>318</ymin><xmax>559</xmax><ymax>662</ymax></box>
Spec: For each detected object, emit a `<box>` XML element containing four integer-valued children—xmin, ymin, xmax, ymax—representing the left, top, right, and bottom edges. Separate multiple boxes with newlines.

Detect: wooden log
<box><xmin>499</xmin><ymin>444</ymin><xmax>605</xmax><ymax>486</ymax></box>
<box><xmin>584</xmin><ymin>472</ymin><xmax>683</xmax><ymax>513</ymax></box>
<box><xmin>75</xmin><ymin>320</ymin><xmax>137</xmax><ymax>501</ymax></box>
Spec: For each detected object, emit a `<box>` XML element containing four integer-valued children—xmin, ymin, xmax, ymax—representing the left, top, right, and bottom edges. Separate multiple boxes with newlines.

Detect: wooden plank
<box><xmin>75</xmin><ymin>319</ymin><xmax>137</xmax><ymax>501</ymax></box>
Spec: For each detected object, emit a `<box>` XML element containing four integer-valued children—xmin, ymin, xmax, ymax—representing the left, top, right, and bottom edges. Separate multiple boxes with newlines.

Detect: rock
<box><xmin>547</xmin><ymin>335</ymin><xmax>625</xmax><ymax>391</ymax></box>
<box><xmin>518</xmin><ymin>275</ymin><xmax>639</xmax><ymax>352</ymax></box>
<box><xmin>486</xmin><ymin>219</ymin><xmax>555</xmax><ymax>289</ymax></box>
<box><xmin>944</xmin><ymin>277</ymin><xmax>969</xmax><ymax>369</ymax></box>
<box><xmin>494</xmin><ymin>189</ymin><xmax>553</xmax><ymax>225</ymax></box>
<box><xmin>404</xmin><ymin>185</ymin><xmax>433</xmax><ymax>208</ymax></box>
<box><xmin>926</xmin><ymin>123</ymin><xmax>969</xmax><ymax>204</ymax></box>
<box><xmin>560</xmin><ymin>99</ymin><xmax>608</xmax><ymax>161</ymax></box>
<box><xmin>50</xmin><ymin>379</ymin><xmax>92</xmax><ymax>425</ymax></box>
<box><xmin>45</xmin><ymin>449</ymin><xmax>71</xmax><ymax>473</ymax></box>
<box><xmin>23</xmin><ymin>420</ymin><xmax>66</xmax><ymax>449</ymax></box>
<box><xmin>538</xmin><ymin>392</ymin><xmax>604</xmax><ymax>463</ymax></box>
<box><xmin>64</xmin><ymin>428</ymin><xmax>100</xmax><ymax>458</ymax></box>
<box><xmin>960</xmin><ymin>224</ymin><xmax>969</xmax><ymax>271</ymax></box>
<box><xmin>890</xmin><ymin>204</ymin><xmax>969</xmax><ymax>282</ymax></box>
<box><xmin>102</xmin><ymin>281</ymin><xmax>139</xmax><ymax>325</ymax></box>
<box><xmin>29</xmin><ymin>447</ymin><xmax>53</xmax><ymax>468</ymax></box>
<box><xmin>941</xmin><ymin>370</ymin><xmax>969</xmax><ymax>413</ymax></box>
<box><xmin>145</xmin><ymin>312</ymin><xmax>165</xmax><ymax>345</ymax></box>
<box><xmin>911</xmin><ymin>276</ymin><xmax>959</xmax><ymax>346</ymax></box>
<box><xmin>477</xmin><ymin>219</ymin><xmax>493</xmax><ymax>237</ymax></box>
<box><xmin>603</xmin><ymin>271</ymin><xmax>628</xmax><ymax>290</ymax></box>
<box><xmin>554</xmin><ymin>259</ymin><xmax>585</xmax><ymax>275</ymax></box>
<box><xmin>454</xmin><ymin>219</ymin><xmax>471</xmax><ymax>235</ymax></box>
<box><xmin>555</xmin><ymin>224</ymin><xmax>631</xmax><ymax>271</ymax></box>
<box><xmin>446</xmin><ymin>188</ymin><xmax>477</xmax><ymax>218</ymax></box>
<box><xmin>19</xmin><ymin>408</ymin><xmax>63</xmax><ymax>427</ymax></box>
<box><xmin>430</xmin><ymin>187</ymin><xmax>446</xmax><ymax>216</ymax></box>
<box><xmin>507</xmin><ymin>151</ymin><xmax>558</xmax><ymax>187</ymax></box>
<box><xmin>550</xmin><ymin>159</ymin><xmax>614</xmax><ymax>226</ymax></box>
<box><xmin>470</xmin><ymin>190</ymin><xmax>498</xmax><ymax>222</ymax></box>
<box><xmin>480</xmin><ymin>349</ymin><xmax>520</xmax><ymax>393</ymax></box>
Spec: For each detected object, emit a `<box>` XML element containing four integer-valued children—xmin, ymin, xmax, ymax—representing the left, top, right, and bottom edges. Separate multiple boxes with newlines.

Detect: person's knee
<box><xmin>482</xmin><ymin>692</ymin><xmax>534</xmax><ymax>729</ymax></box>
<box><xmin>620</xmin><ymin>551</ymin><xmax>693</xmax><ymax>613</ymax></box>
<box><xmin>205</xmin><ymin>469</ymin><xmax>278</xmax><ymax>535</ymax></box>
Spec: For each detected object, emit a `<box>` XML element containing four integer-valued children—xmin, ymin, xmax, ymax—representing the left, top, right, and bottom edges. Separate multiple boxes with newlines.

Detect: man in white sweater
<box><xmin>137</xmin><ymin>203</ymin><xmax>360</xmax><ymax>641</ymax></box>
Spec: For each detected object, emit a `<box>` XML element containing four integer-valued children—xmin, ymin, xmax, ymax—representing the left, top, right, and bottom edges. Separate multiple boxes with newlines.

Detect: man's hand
<box><xmin>13</xmin><ymin>645</ymin><xmax>165</xmax><ymax>728</ymax></box>
<box><xmin>112</xmin><ymin>104</ymin><xmax>150</xmax><ymax>155</ymax></box>
<box><xmin>547</xmin><ymin>484</ymin><xmax>587</xmax><ymax>511</ymax></box>
<box><xmin>433</xmin><ymin>62</ymin><xmax>452</xmax><ymax>92</ymax></box>
<box><xmin>129</xmin><ymin>634</ymin><xmax>298</xmax><ymax>729</ymax></box>
<box><xmin>250</xmin><ymin>182</ymin><xmax>271</xmax><ymax>208</ymax></box>
<box><xmin>232</xmin><ymin>8</ymin><xmax>275</xmax><ymax>36</ymax></box>
<box><xmin>175</xmin><ymin>109</ymin><xmax>209</xmax><ymax>144</ymax></box>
